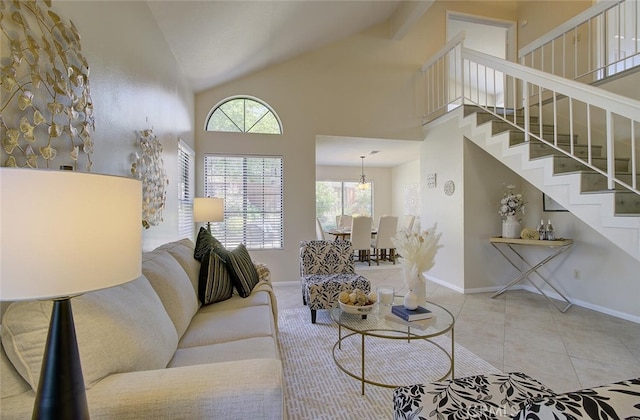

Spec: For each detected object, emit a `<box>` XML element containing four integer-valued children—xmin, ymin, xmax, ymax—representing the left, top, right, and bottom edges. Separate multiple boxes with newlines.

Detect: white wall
<box><xmin>520</xmin><ymin>184</ymin><xmax>640</xmax><ymax>321</ymax></box>
<box><xmin>391</xmin><ymin>160</ymin><xmax>421</xmax><ymax>218</ymax></box>
<box><xmin>421</xmin><ymin>115</ymin><xmax>466</xmax><ymax>290</ymax></box>
<box><xmin>463</xmin><ymin>137</ymin><xmax>525</xmax><ymax>291</ymax></box>
<box><xmin>54</xmin><ymin>1</ymin><xmax>194</xmax><ymax>251</ymax></box>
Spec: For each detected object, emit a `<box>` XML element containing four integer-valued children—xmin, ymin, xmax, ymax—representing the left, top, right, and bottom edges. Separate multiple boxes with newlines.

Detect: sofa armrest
<box><xmin>84</xmin><ymin>358</ymin><xmax>285</xmax><ymax>419</ymax></box>
<box><xmin>253</xmin><ymin>262</ymin><xmax>271</xmax><ymax>284</ymax></box>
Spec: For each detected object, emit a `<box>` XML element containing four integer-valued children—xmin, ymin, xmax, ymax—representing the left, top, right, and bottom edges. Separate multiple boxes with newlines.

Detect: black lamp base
<box><xmin>33</xmin><ymin>298</ymin><xmax>89</xmax><ymax>420</ymax></box>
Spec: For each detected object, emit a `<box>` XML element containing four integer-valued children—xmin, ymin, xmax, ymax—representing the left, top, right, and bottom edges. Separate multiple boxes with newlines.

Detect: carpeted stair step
<box><xmin>551</xmin><ymin>155</ymin><xmax>630</xmax><ymax>174</ymax></box>
<box><xmin>508</xmin><ymin>130</ymin><xmax>578</xmax><ymax>146</ymax></box>
<box><xmin>614</xmin><ymin>191</ymin><xmax>640</xmax><ymax>215</ymax></box>
<box><xmin>496</xmin><ymin>125</ymin><xmax>578</xmax><ymax>146</ymax></box>
<box><xmin>525</xmin><ymin>140</ymin><xmax>601</xmax><ymax>159</ymax></box>
<box><xmin>580</xmin><ymin>171</ymin><xmax>640</xmax><ymax>192</ymax></box>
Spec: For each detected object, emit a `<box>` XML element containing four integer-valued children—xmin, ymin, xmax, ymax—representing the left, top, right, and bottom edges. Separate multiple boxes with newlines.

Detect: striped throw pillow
<box><xmin>198</xmin><ymin>249</ymin><xmax>233</xmax><ymax>305</ymax></box>
<box><xmin>215</xmin><ymin>243</ymin><xmax>260</xmax><ymax>298</ymax></box>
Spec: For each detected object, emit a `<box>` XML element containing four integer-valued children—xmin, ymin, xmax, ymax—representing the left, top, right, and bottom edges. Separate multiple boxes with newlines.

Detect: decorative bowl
<box><xmin>339</xmin><ymin>301</ymin><xmax>375</xmax><ymax>315</ymax></box>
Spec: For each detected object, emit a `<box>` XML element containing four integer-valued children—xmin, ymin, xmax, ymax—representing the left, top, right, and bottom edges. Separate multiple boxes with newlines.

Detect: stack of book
<box><xmin>385</xmin><ymin>305</ymin><xmax>434</xmax><ymax>330</ymax></box>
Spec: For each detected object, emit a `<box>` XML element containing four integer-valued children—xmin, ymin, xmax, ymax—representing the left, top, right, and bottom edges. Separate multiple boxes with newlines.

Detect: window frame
<box><xmin>204</xmin><ymin>95</ymin><xmax>283</xmax><ymax>134</ymax></box>
<box><xmin>204</xmin><ymin>154</ymin><xmax>284</xmax><ymax>250</ymax></box>
<box><xmin>315</xmin><ymin>180</ymin><xmax>374</xmax><ymax>230</ymax></box>
<box><xmin>177</xmin><ymin>139</ymin><xmax>195</xmax><ymax>240</ymax></box>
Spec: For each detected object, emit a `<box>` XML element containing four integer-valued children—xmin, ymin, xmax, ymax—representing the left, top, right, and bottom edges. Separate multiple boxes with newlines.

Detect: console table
<box><xmin>489</xmin><ymin>237</ymin><xmax>574</xmax><ymax>312</ymax></box>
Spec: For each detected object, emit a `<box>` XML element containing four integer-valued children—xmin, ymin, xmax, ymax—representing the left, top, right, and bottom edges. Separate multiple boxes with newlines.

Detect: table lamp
<box><xmin>0</xmin><ymin>168</ymin><xmax>142</xmax><ymax>419</ymax></box>
<box><xmin>193</xmin><ymin>197</ymin><xmax>224</xmax><ymax>233</ymax></box>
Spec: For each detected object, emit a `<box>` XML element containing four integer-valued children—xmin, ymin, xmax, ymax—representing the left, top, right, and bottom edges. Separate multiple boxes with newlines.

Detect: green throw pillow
<box><xmin>214</xmin><ymin>243</ymin><xmax>260</xmax><ymax>298</ymax></box>
<box><xmin>194</xmin><ymin>227</ymin><xmax>223</xmax><ymax>262</ymax></box>
<box><xmin>198</xmin><ymin>249</ymin><xmax>233</xmax><ymax>305</ymax></box>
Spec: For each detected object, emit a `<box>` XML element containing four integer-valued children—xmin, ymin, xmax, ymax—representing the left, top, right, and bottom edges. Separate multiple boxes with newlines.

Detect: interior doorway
<box><xmin>447</xmin><ymin>12</ymin><xmax>516</xmax><ymax>108</ymax></box>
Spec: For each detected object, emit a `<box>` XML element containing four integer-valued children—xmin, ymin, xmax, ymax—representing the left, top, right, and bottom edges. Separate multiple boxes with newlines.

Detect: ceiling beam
<box><xmin>389</xmin><ymin>0</ymin><xmax>435</xmax><ymax>41</ymax></box>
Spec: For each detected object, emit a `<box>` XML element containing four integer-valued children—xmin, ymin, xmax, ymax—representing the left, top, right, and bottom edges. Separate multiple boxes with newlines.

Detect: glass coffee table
<box><xmin>330</xmin><ymin>298</ymin><xmax>455</xmax><ymax>395</ymax></box>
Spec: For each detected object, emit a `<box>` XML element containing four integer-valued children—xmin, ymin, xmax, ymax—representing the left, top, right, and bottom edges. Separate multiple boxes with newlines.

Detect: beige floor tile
<box><xmin>504</xmin><ymin>326</ymin><xmax>567</xmax><ymax>355</ymax></box>
<box><xmin>562</xmin><ymin>336</ymin><xmax>639</xmax><ymax>368</ymax></box>
<box><xmin>571</xmin><ymin>356</ymin><xmax>640</xmax><ymax>389</ymax></box>
<box><xmin>504</xmin><ymin>350</ymin><xmax>580</xmax><ymax>393</ymax></box>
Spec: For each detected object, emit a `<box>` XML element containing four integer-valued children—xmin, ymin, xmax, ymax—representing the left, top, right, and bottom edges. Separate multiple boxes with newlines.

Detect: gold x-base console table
<box><xmin>489</xmin><ymin>237</ymin><xmax>574</xmax><ymax>313</ymax></box>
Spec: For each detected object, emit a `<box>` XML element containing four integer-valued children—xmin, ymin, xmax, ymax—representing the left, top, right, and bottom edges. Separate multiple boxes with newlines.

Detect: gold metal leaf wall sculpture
<box><xmin>131</xmin><ymin>128</ymin><xmax>169</xmax><ymax>229</ymax></box>
<box><xmin>0</xmin><ymin>0</ymin><xmax>94</xmax><ymax>170</ymax></box>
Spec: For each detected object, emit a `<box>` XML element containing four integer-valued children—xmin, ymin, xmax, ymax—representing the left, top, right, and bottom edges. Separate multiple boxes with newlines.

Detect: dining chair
<box><xmin>336</xmin><ymin>214</ymin><xmax>352</xmax><ymax>230</ymax></box>
<box><xmin>371</xmin><ymin>215</ymin><xmax>398</xmax><ymax>265</ymax></box>
<box><xmin>350</xmin><ymin>216</ymin><xmax>373</xmax><ymax>265</ymax></box>
<box><xmin>315</xmin><ymin>218</ymin><xmax>326</xmax><ymax>240</ymax></box>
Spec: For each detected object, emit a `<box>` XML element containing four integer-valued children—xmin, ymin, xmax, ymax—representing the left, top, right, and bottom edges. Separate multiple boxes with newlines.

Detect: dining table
<box><xmin>325</xmin><ymin>229</ymin><xmax>377</xmax><ymax>241</ymax></box>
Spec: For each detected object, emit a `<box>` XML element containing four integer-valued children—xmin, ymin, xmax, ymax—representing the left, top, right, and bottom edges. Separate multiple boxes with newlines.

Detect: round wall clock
<box><xmin>444</xmin><ymin>180</ymin><xmax>455</xmax><ymax>196</ymax></box>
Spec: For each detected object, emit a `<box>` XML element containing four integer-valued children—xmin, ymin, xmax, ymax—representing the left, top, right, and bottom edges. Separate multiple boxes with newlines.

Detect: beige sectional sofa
<box><xmin>1</xmin><ymin>239</ymin><xmax>285</xmax><ymax>419</ymax></box>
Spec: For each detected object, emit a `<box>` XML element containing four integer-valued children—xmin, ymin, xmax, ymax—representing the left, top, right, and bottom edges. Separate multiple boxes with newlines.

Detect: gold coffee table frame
<box><xmin>330</xmin><ymin>299</ymin><xmax>455</xmax><ymax>395</ymax></box>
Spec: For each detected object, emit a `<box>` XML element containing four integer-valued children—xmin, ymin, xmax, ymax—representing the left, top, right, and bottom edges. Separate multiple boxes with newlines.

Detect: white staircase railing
<box><xmin>420</xmin><ymin>31</ymin><xmax>466</xmax><ymax>122</ymax></box>
<box><xmin>519</xmin><ymin>0</ymin><xmax>639</xmax><ymax>83</ymax></box>
<box><xmin>463</xmin><ymin>47</ymin><xmax>640</xmax><ymax>195</ymax></box>
<box><xmin>421</xmin><ymin>34</ymin><xmax>640</xmax><ymax>196</ymax></box>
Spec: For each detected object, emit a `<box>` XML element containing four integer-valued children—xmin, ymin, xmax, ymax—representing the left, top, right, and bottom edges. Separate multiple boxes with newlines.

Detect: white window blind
<box><xmin>178</xmin><ymin>140</ymin><xmax>195</xmax><ymax>240</ymax></box>
<box><xmin>204</xmin><ymin>154</ymin><xmax>283</xmax><ymax>250</ymax></box>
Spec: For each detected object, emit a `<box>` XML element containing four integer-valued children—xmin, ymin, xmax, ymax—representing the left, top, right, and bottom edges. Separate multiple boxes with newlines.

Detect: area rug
<box><xmin>278</xmin><ymin>306</ymin><xmax>500</xmax><ymax>420</ymax></box>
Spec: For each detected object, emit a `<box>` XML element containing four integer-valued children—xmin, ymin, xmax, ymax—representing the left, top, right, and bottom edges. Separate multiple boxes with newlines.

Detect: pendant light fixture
<box><xmin>357</xmin><ymin>155</ymin><xmax>369</xmax><ymax>190</ymax></box>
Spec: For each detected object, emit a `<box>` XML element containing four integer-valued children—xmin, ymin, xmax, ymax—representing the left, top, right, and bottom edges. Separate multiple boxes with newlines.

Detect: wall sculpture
<box><xmin>0</xmin><ymin>0</ymin><xmax>94</xmax><ymax>170</ymax></box>
<box><xmin>131</xmin><ymin>128</ymin><xmax>168</xmax><ymax>229</ymax></box>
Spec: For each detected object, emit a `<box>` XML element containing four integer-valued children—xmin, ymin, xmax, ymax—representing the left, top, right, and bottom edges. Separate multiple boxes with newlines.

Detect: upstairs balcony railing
<box><xmin>421</xmin><ymin>34</ymin><xmax>640</xmax><ymax>196</ymax></box>
<box><xmin>519</xmin><ymin>0</ymin><xmax>639</xmax><ymax>83</ymax></box>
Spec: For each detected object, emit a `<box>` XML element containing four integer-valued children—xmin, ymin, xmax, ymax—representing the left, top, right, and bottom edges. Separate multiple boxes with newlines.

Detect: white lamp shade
<box><xmin>0</xmin><ymin>168</ymin><xmax>142</xmax><ymax>301</ymax></box>
<box><xmin>193</xmin><ymin>197</ymin><xmax>224</xmax><ymax>223</ymax></box>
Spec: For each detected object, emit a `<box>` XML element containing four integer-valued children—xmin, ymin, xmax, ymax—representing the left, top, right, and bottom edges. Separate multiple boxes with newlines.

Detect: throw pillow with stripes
<box><xmin>198</xmin><ymin>249</ymin><xmax>233</xmax><ymax>305</ymax></box>
<box><xmin>215</xmin><ymin>243</ymin><xmax>260</xmax><ymax>298</ymax></box>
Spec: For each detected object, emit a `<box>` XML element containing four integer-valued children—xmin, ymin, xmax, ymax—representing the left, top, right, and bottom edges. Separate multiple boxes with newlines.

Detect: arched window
<box><xmin>205</xmin><ymin>96</ymin><xmax>282</xmax><ymax>134</ymax></box>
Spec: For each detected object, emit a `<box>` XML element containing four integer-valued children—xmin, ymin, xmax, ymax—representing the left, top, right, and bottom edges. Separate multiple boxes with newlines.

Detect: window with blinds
<box><xmin>178</xmin><ymin>140</ymin><xmax>195</xmax><ymax>240</ymax></box>
<box><xmin>204</xmin><ymin>154</ymin><xmax>283</xmax><ymax>250</ymax></box>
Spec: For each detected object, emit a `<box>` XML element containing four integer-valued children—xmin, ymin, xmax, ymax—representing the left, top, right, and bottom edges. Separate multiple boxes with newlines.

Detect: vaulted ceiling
<box><xmin>147</xmin><ymin>0</ymin><xmax>433</xmax><ymax>166</ymax></box>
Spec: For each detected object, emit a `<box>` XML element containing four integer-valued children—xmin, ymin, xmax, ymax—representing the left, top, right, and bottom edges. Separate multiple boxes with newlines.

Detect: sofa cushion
<box><xmin>194</xmin><ymin>227</ymin><xmax>223</xmax><ymax>262</ymax></box>
<box><xmin>197</xmin><ymin>290</ymin><xmax>272</xmax><ymax>314</ymax></box>
<box><xmin>168</xmin><ymin>337</ymin><xmax>279</xmax><ymax>368</ymax></box>
<box><xmin>156</xmin><ymin>239</ymin><xmax>200</xmax><ymax>296</ymax></box>
<box><xmin>215</xmin><ymin>243</ymin><xmax>260</xmax><ymax>298</ymax></box>
<box><xmin>1</xmin><ymin>277</ymin><xmax>178</xmax><ymax>392</ymax></box>
<box><xmin>178</xmin><ymin>305</ymin><xmax>275</xmax><ymax>348</ymax></box>
<box><xmin>142</xmin><ymin>250</ymin><xmax>199</xmax><ymax>338</ymax></box>
<box><xmin>199</xmin><ymin>249</ymin><xmax>234</xmax><ymax>305</ymax></box>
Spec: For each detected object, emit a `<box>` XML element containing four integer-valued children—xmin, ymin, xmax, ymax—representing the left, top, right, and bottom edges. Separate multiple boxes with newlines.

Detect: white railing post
<box><xmin>606</xmin><ymin>110</ymin><xmax>615</xmax><ymax>190</ymax></box>
<box><xmin>523</xmin><ymin>82</ymin><xmax>530</xmax><ymax>143</ymax></box>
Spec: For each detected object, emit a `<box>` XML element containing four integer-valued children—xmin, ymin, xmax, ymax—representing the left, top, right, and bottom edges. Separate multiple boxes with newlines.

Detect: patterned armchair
<box><xmin>299</xmin><ymin>240</ymin><xmax>370</xmax><ymax>323</ymax></box>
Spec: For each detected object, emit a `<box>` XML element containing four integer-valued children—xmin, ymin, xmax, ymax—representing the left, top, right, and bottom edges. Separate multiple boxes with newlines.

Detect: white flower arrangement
<box><xmin>391</xmin><ymin>224</ymin><xmax>443</xmax><ymax>290</ymax></box>
<box><xmin>498</xmin><ymin>184</ymin><xmax>525</xmax><ymax>219</ymax></box>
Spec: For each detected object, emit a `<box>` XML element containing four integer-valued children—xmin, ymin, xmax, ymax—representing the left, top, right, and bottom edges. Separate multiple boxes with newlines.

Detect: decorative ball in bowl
<box><xmin>338</xmin><ymin>289</ymin><xmax>377</xmax><ymax>315</ymax></box>
<box><xmin>339</xmin><ymin>301</ymin><xmax>375</xmax><ymax>314</ymax></box>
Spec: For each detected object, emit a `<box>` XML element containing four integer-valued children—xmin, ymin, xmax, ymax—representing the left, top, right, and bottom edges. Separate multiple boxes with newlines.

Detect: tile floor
<box><xmin>274</xmin><ymin>262</ymin><xmax>640</xmax><ymax>394</ymax></box>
